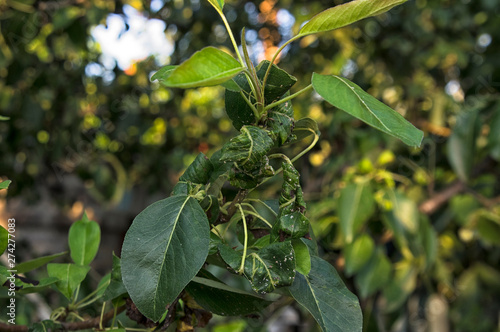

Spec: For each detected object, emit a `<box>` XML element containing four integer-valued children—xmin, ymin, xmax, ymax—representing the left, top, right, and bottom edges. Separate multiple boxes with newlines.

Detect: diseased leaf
<box><xmin>121</xmin><ymin>196</ymin><xmax>210</xmax><ymax>321</ymax></box>
<box><xmin>47</xmin><ymin>263</ymin><xmax>90</xmax><ymax>300</ymax></box>
<box><xmin>289</xmin><ymin>256</ymin><xmax>362</xmax><ymax>332</ymax></box>
<box><xmin>338</xmin><ymin>181</ymin><xmax>375</xmax><ymax>244</ymax></box>
<box><xmin>298</xmin><ymin>0</ymin><xmax>407</xmax><ymax>37</ymax></box>
<box><xmin>256</xmin><ymin>61</ymin><xmax>297</xmax><ymax>104</ymax></box>
<box><xmin>344</xmin><ymin>234</ymin><xmax>374</xmax><ymax>276</ymax></box>
<box><xmin>68</xmin><ymin>212</ymin><xmax>101</xmax><ymax>266</ymax></box>
<box><xmin>179</xmin><ymin>152</ymin><xmax>214</xmax><ymax>184</ymax></box>
<box><xmin>266</xmin><ymin>92</ymin><xmax>295</xmax><ymax>146</ymax></box>
<box><xmin>16</xmin><ymin>252</ymin><xmax>67</xmax><ymax>274</ymax></box>
<box><xmin>220</xmin><ymin>126</ymin><xmax>274</xmax><ymax>168</ymax></box>
<box><xmin>312</xmin><ymin>73</ymin><xmax>423</xmax><ymax>147</ymax></box>
<box><xmin>244</xmin><ymin>242</ymin><xmax>296</xmax><ymax>293</ymax></box>
<box><xmin>161</xmin><ymin>47</ymin><xmax>244</xmax><ymax>88</ymax></box>
<box><xmin>287</xmin><ymin>117</ymin><xmax>320</xmax><ymax>145</ymax></box>
<box><xmin>186</xmin><ymin>269</ymin><xmax>272</xmax><ymax>316</ymax></box>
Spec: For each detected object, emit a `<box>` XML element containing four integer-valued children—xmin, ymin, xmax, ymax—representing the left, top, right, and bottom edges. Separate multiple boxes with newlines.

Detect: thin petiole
<box><xmin>264</xmin><ymin>84</ymin><xmax>313</xmax><ymax>111</ymax></box>
<box><xmin>237</xmin><ymin>204</ymin><xmax>248</xmax><ymax>274</ymax></box>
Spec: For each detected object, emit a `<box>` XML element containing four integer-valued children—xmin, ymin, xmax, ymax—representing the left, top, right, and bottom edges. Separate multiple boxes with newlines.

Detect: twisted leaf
<box><xmin>220</xmin><ymin>126</ymin><xmax>274</xmax><ymax>168</ymax></box>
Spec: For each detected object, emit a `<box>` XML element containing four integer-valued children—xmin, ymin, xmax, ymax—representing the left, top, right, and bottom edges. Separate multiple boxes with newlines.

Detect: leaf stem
<box><xmin>261</xmin><ymin>35</ymin><xmax>301</xmax><ymax>95</ymax></box>
<box><xmin>237</xmin><ymin>204</ymin><xmax>248</xmax><ymax>274</ymax></box>
<box><xmin>240</xmin><ymin>204</ymin><xmax>273</xmax><ymax>228</ymax></box>
<box><xmin>290</xmin><ymin>128</ymin><xmax>320</xmax><ymax>164</ymax></box>
<box><xmin>264</xmin><ymin>84</ymin><xmax>313</xmax><ymax>111</ymax></box>
<box><xmin>219</xmin><ymin>13</ymin><xmax>245</xmax><ymax>66</ymax></box>
<box><xmin>244</xmin><ymin>198</ymin><xmax>278</xmax><ymax>217</ymax></box>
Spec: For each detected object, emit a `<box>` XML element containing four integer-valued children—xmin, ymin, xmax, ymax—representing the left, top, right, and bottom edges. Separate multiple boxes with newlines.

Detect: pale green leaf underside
<box><xmin>289</xmin><ymin>256</ymin><xmax>362</xmax><ymax>332</ymax></box>
<box><xmin>162</xmin><ymin>47</ymin><xmax>244</xmax><ymax>88</ymax></box>
<box><xmin>312</xmin><ymin>73</ymin><xmax>423</xmax><ymax>147</ymax></box>
<box><xmin>299</xmin><ymin>0</ymin><xmax>407</xmax><ymax>37</ymax></box>
<box><xmin>121</xmin><ymin>195</ymin><xmax>210</xmax><ymax>322</ymax></box>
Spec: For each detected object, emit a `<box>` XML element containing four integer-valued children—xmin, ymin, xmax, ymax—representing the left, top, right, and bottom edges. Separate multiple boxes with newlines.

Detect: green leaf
<box><xmin>186</xmin><ymin>270</ymin><xmax>272</xmax><ymax>316</ymax></box>
<box><xmin>17</xmin><ymin>277</ymin><xmax>59</xmax><ymax>295</ymax></box>
<box><xmin>161</xmin><ymin>47</ymin><xmax>244</xmax><ymax>88</ymax></box>
<box><xmin>69</xmin><ymin>212</ymin><xmax>101</xmax><ymax>266</ymax></box>
<box><xmin>225</xmin><ymin>61</ymin><xmax>296</xmax><ymax>130</ymax></box>
<box><xmin>298</xmin><ymin>0</ymin><xmax>407</xmax><ymax>37</ymax></box>
<box><xmin>47</xmin><ymin>263</ymin><xmax>90</xmax><ymax>300</ymax></box>
<box><xmin>292</xmin><ymin>239</ymin><xmax>311</xmax><ymax>276</ymax></box>
<box><xmin>15</xmin><ymin>252</ymin><xmax>67</xmax><ymax>274</ymax></box>
<box><xmin>206</xmin><ymin>0</ymin><xmax>224</xmax><ymax>12</ymax></box>
<box><xmin>0</xmin><ymin>180</ymin><xmax>12</xmax><ymax>190</ymax></box>
<box><xmin>338</xmin><ymin>181</ymin><xmax>375</xmax><ymax>244</ymax></box>
<box><xmin>312</xmin><ymin>73</ymin><xmax>423</xmax><ymax>147</ymax></box>
<box><xmin>121</xmin><ymin>195</ymin><xmax>210</xmax><ymax>322</ymax></box>
<box><xmin>103</xmin><ymin>253</ymin><xmax>128</xmax><ymax>301</ymax></box>
<box><xmin>266</xmin><ymin>92</ymin><xmax>295</xmax><ymax>146</ymax></box>
<box><xmin>0</xmin><ymin>115</ymin><xmax>10</xmax><ymax>121</ymax></box>
<box><xmin>288</xmin><ymin>117</ymin><xmax>320</xmax><ymax>145</ymax></box>
<box><xmin>179</xmin><ymin>152</ymin><xmax>214</xmax><ymax>184</ymax></box>
<box><xmin>355</xmin><ymin>249</ymin><xmax>391</xmax><ymax>298</ymax></box>
<box><xmin>344</xmin><ymin>234</ymin><xmax>375</xmax><ymax>276</ymax></box>
<box><xmin>151</xmin><ymin>65</ymin><xmax>177</xmax><ymax>83</ymax></box>
<box><xmin>447</xmin><ymin>109</ymin><xmax>480</xmax><ymax>181</ymax></box>
<box><xmin>244</xmin><ymin>242</ymin><xmax>296</xmax><ymax>293</ymax></box>
<box><xmin>289</xmin><ymin>256</ymin><xmax>362</xmax><ymax>332</ymax></box>
<box><xmin>0</xmin><ymin>226</ymin><xmax>7</xmax><ymax>256</ymax></box>
<box><xmin>476</xmin><ymin>217</ymin><xmax>500</xmax><ymax>246</ymax></box>
<box><xmin>220</xmin><ymin>126</ymin><xmax>274</xmax><ymax>168</ymax></box>
<box><xmin>382</xmin><ymin>260</ymin><xmax>417</xmax><ymax>312</ymax></box>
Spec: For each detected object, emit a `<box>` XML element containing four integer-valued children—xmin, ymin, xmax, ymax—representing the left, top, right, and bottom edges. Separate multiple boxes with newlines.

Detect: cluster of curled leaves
<box><xmin>119</xmin><ymin>0</ymin><xmax>423</xmax><ymax>331</ymax></box>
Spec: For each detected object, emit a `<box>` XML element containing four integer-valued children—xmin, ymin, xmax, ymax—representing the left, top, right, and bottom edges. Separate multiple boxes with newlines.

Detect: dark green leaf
<box><xmin>161</xmin><ymin>47</ymin><xmax>244</xmax><ymax>88</ymax></box>
<box><xmin>15</xmin><ymin>252</ymin><xmax>67</xmax><ymax>274</ymax></box>
<box><xmin>0</xmin><ymin>180</ymin><xmax>11</xmax><ymax>190</ymax></box>
<box><xmin>121</xmin><ymin>196</ymin><xmax>210</xmax><ymax>321</ymax></box>
<box><xmin>298</xmin><ymin>0</ymin><xmax>407</xmax><ymax>37</ymax></box>
<box><xmin>292</xmin><ymin>239</ymin><xmax>311</xmax><ymax>276</ymax></box>
<box><xmin>344</xmin><ymin>234</ymin><xmax>375</xmax><ymax>276</ymax></box>
<box><xmin>256</xmin><ymin>61</ymin><xmax>297</xmax><ymax>104</ymax></box>
<box><xmin>355</xmin><ymin>249</ymin><xmax>391</xmax><ymax>298</ymax></box>
<box><xmin>68</xmin><ymin>212</ymin><xmax>101</xmax><ymax>266</ymax></box>
<box><xmin>447</xmin><ymin>109</ymin><xmax>480</xmax><ymax>181</ymax></box>
<box><xmin>266</xmin><ymin>92</ymin><xmax>295</xmax><ymax>146</ymax></box>
<box><xmin>287</xmin><ymin>117</ymin><xmax>320</xmax><ymax>145</ymax></box>
<box><xmin>476</xmin><ymin>217</ymin><xmax>500</xmax><ymax>246</ymax></box>
<box><xmin>312</xmin><ymin>73</ymin><xmax>423</xmax><ymax>147</ymax></box>
<box><xmin>244</xmin><ymin>242</ymin><xmax>296</xmax><ymax>293</ymax></box>
<box><xmin>289</xmin><ymin>256</ymin><xmax>362</xmax><ymax>332</ymax></box>
<box><xmin>220</xmin><ymin>126</ymin><xmax>274</xmax><ymax>168</ymax></box>
<box><xmin>186</xmin><ymin>269</ymin><xmax>272</xmax><ymax>316</ymax></box>
<box><xmin>47</xmin><ymin>263</ymin><xmax>90</xmax><ymax>300</ymax></box>
<box><xmin>103</xmin><ymin>253</ymin><xmax>128</xmax><ymax>301</ymax></box>
<box><xmin>338</xmin><ymin>181</ymin><xmax>375</xmax><ymax>244</ymax></box>
<box><xmin>179</xmin><ymin>152</ymin><xmax>214</xmax><ymax>184</ymax></box>
<box><xmin>151</xmin><ymin>65</ymin><xmax>177</xmax><ymax>83</ymax></box>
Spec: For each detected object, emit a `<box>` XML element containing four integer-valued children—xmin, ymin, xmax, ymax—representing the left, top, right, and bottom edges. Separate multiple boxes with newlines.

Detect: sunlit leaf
<box><xmin>206</xmin><ymin>0</ymin><xmax>224</xmax><ymax>13</ymax></box>
<box><xmin>312</xmin><ymin>73</ymin><xmax>423</xmax><ymax>147</ymax></box>
<box><xmin>151</xmin><ymin>65</ymin><xmax>177</xmax><ymax>83</ymax></box>
<box><xmin>161</xmin><ymin>47</ymin><xmax>244</xmax><ymax>88</ymax></box>
<box><xmin>68</xmin><ymin>212</ymin><xmax>101</xmax><ymax>266</ymax></box>
<box><xmin>298</xmin><ymin>0</ymin><xmax>407</xmax><ymax>37</ymax></box>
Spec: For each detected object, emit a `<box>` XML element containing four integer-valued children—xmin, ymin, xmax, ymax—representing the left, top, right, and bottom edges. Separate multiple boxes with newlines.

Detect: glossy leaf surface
<box><xmin>312</xmin><ymin>73</ymin><xmax>423</xmax><ymax>147</ymax></box>
<box><xmin>160</xmin><ymin>47</ymin><xmax>244</xmax><ymax>88</ymax></box>
<box><xmin>298</xmin><ymin>0</ymin><xmax>407</xmax><ymax>37</ymax></box>
<box><xmin>121</xmin><ymin>196</ymin><xmax>210</xmax><ymax>321</ymax></box>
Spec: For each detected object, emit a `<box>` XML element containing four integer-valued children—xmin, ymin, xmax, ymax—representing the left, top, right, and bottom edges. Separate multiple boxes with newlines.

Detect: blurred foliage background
<box><xmin>0</xmin><ymin>0</ymin><xmax>499</xmax><ymax>331</ymax></box>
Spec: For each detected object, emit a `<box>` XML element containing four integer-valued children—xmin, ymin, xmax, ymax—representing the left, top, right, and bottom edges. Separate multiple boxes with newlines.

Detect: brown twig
<box><xmin>0</xmin><ymin>305</ymin><xmax>126</xmax><ymax>332</ymax></box>
<box><xmin>418</xmin><ymin>181</ymin><xmax>465</xmax><ymax>215</ymax></box>
<box><xmin>215</xmin><ymin>189</ymin><xmax>248</xmax><ymax>225</ymax></box>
